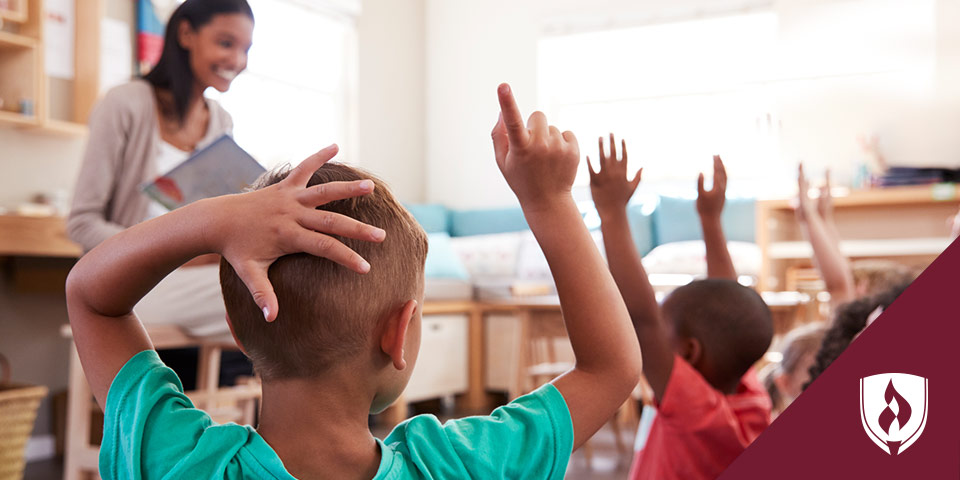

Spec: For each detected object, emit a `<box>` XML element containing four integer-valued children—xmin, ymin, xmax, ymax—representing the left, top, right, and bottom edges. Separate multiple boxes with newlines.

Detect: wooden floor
<box><xmin>23</xmin><ymin>421</ymin><xmax>635</xmax><ymax>479</ymax></box>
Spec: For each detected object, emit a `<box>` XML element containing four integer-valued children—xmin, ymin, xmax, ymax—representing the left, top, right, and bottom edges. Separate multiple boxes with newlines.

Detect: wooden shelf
<box><xmin>0</xmin><ymin>30</ymin><xmax>37</xmax><ymax>50</ymax></box>
<box><xmin>0</xmin><ymin>109</ymin><xmax>38</xmax><ymax>127</ymax></box>
<box><xmin>760</xmin><ymin>184</ymin><xmax>960</xmax><ymax>210</ymax></box>
<box><xmin>0</xmin><ymin>113</ymin><xmax>89</xmax><ymax>135</ymax></box>
<box><xmin>756</xmin><ymin>186</ymin><xmax>960</xmax><ymax>290</ymax></box>
<box><xmin>0</xmin><ymin>1</ymin><xmax>28</xmax><ymax>23</ymax></box>
<box><xmin>42</xmin><ymin>119</ymin><xmax>88</xmax><ymax>136</ymax></box>
<box><xmin>768</xmin><ymin>237</ymin><xmax>952</xmax><ymax>260</ymax></box>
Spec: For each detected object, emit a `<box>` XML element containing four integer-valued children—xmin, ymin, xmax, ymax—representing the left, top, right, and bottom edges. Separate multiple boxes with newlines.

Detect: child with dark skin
<box><xmin>65</xmin><ymin>85</ymin><xmax>641</xmax><ymax>479</ymax></box>
<box><xmin>588</xmin><ymin>138</ymin><xmax>773</xmax><ymax>479</ymax></box>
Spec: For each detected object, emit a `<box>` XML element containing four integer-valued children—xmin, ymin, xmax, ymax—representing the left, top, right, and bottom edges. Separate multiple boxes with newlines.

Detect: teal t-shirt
<box><xmin>100</xmin><ymin>350</ymin><xmax>574</xmax><ymax>479</ymax></box>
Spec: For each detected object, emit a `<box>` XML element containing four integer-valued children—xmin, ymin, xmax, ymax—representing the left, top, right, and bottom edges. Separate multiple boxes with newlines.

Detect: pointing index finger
<box><xmin>497</xmin><ymin>83</ymin><xmax>529</xmax><ymax>145</ymax></box>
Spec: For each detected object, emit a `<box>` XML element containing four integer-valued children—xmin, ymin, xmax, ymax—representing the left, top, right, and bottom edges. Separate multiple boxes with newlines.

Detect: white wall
<box><xmin>0</xmin><ymin>129</ymin><xmax>85</xmax><ymax>210</ymax></box>
<box><xmin>356</xmin><ymin>0</ymin><xmax>427</xmax><ymax>202</ymax></box>
<box><xmin>423</xmin><ymin>0</ymin><xmax>537</xmax><ymax>209</ymax></box>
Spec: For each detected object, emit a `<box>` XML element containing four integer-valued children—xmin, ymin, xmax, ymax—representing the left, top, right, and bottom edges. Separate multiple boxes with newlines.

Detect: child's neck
<box><xmin>257</xmin><ymin>369</ymin><xmax>382</xmax><ymax>480</ymax></box>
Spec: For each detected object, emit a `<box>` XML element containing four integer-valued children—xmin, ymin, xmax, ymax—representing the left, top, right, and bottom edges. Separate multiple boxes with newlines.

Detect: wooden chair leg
<box><xmin>236</xmin><ymin>376</ymin><xmax>259</xmax><ymax>426</ymax></box>
<box><xmin>64</xmin><ymin>342</ymin><xmax>98</xmax><ymax>480</ymax></box>
<box><xmin>196</xmin><ymin>345</ymin><xmax>222</xmax><ymax>411</ymax></box>
<box><xmin>582</xmin><ymin>439</ymin><xmax>594</xmax><ymax>469</ymax></box>
<box><xmin>508</xmin><ymin>310</ymin><xmax>532</xmax><ymax>400</ymax></box>
<box><xmin>611</xmin><ymin>412</ymin><xmax>626</xmax><ymax>456</ymax></box>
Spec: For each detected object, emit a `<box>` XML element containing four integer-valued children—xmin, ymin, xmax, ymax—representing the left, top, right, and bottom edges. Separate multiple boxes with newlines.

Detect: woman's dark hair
<box><xmin>805</xmin><ymin>281</ymin><xmax>912</xmax><ymax>389</ymax></box>
<box><xmin>143</xmin><ymin>0</ymin><xmax>253</xmax><ymax>124</ymax></box>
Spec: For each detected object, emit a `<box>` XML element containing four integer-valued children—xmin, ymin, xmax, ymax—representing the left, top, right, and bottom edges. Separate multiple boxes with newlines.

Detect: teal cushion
<box><xmin>406</xmin><ymin>204</ymin><xmax>449</xmax><ymax>234</ymax></box>
<box><xmin>722</xmin><ymin>197</ymin><xmax>756</xmax><ymax>243</ymax></box>
<box><xmin>581</xmin><ymin>198</ymin><xmax>656</xmax><ymax>256</ymax></box>
<box><xmin>449</xmin><ymin>207</ymin><xmax>528</xmax><ymax>237</ymax></box>
<box><xmin>653</xmin><ymin>196</ymin><xmax>755</xmax><ymax>245</ymax></box>
<box><xmin>627</xmin><ymin>203</ymin><xmax>657</xmax><ymax>256</ymax></box>
<box><xmin>424</xmin><ymin>233</ymin><xmax>470</xmax><ymax>280</ymax></box>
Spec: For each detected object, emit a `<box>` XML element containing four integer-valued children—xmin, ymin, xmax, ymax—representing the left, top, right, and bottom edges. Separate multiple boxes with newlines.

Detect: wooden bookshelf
<box><xmin>0</xmin><ymin>0</ymin><xmax>102</xmax><ymax>136</ymax></box>
<box><xmin>0</xmin><ymin>29</ymin><xmax>37</xmax><ymax>48</ymax></box>
<box><xmin>0</xmin><ymin>0</ymin><xmax>28</xmax><ymax>23</ymax></box>
<box><xmin>0</xmin><ymin>108</ymin><xmax>38</xmax><ymax>126</ymax></box>
<box><xmin>756</xmin><ymin>184</ymin><xmax>960</xmax><ymax>290</ymax></box>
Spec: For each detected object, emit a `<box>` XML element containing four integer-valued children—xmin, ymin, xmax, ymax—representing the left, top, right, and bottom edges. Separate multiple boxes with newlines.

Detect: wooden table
<box><xmin>0</xmin><ymin>215</ymin><xmax>81</xmax><ymax>294</ymax></box>
<box><xmin>0</xmin><ymin>214</ymin><xmax>82</xmax><ymax>258</ymax></box>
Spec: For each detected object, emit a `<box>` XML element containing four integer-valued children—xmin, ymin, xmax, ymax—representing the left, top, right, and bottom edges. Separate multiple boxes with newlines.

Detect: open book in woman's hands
<box><xmin>142</xmin><ymin>135</ymin><xmax>266</xmax><ymax>211</ymax></box>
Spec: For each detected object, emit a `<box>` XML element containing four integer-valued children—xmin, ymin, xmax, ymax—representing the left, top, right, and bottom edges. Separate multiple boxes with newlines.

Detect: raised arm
<box><xmin>796</xmin><ymin>164</ymin><xmax>855</xmax><ymax>306</ymax></box>
<box><xmin>587</xmin><ymin>134</ymin><xmax>673</xmax><ymax>400</ymax></box>
<box><xmin>491</xmin><ymin>86</ymin><xmax>642</xmax><ymax>451</ymax></box>
<box><xmin>65</xmin><ymin>145</ymin><xmax>385</xmax><ymax>407</ymax></box>
<box><xmin>696</xmin><ymin>155</ymin><xmax>737</xmax><ymax>280</ymax></box>
<box><xmin>817</xmin><ymin>169</ymin><xmax>842</xmax><ymax>246</ymax></box>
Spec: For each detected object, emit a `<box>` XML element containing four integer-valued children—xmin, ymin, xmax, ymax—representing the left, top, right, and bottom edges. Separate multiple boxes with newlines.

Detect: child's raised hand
<box><xmin>696</xmin><ymin>155</ymin><xmax>727</xmax><ymax>219</ymax></box>
<box><xmin>795</xmin><ymin>163</ymin><xmax>815</xmax><ymax>222</ymax></box>
<box><xmin>491</xmin><ymin>83</ymin><xmax>579</xmax><ymax>211</ymax></box>
<box><xmin>211</xmin><ymin>144</ymin><xmax>386</xmax><ymax>322</ymax></box>
<box><xmin>587</xmin><ymin>134</ymin><xmax>641</xmax><ymax>214</ymax></box>
<box><xmin>817</xmin><ymin>168</ymin><xmax>834</xmax><ymax>221</ymax></box>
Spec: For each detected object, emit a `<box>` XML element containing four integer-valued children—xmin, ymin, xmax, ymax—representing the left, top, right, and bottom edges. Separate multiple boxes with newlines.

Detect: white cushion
<box><xmin>641</xmin><ymin>240</ymin><xmax>761</xmax><ymax>277</ymax></box>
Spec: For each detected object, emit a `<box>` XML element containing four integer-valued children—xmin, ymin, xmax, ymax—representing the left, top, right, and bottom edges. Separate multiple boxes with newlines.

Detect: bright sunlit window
<box><xmin>208</xmin><ymin>0</ymin><xmax>357</xmax><ymax>169</ymax></box>
<box><xmin>539</xmin><ymin>13</ymin><xmax>779</xmax><ymax>192</ymax></box>
<box><xmin>539</xmin><ymin>0</ymin><xmax>935</xmax><ymax>195</ymax></box>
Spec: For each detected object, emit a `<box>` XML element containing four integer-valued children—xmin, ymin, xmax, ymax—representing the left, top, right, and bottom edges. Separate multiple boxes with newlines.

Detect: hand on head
<box><xmin>587</xmin><ymin>134</ymin><xmax>642</xmax><ymax>214</ymax></box>
<box><xmin>696</xmin><ymin>155</ymin><xmax>727</xmax><ymax>219</ymax></box>
<box><xmin>491</xmin><ymin>83</ymin><xmax>580</xmax><ymax>211</ymax></box>
<box><xmin>214</xmin><ymin>145</ymin><xmax>386</xmax><ymax>322</ymax></box>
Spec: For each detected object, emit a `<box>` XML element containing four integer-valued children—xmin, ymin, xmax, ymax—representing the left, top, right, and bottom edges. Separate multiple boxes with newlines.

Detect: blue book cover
<box><xmin>142</xmin><ymin>135</ymin><xmax>266</xmax><ymax>210</ymax></box>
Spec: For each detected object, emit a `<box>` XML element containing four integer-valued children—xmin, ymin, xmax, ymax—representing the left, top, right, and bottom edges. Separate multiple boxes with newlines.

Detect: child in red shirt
<box><xmin>588</xmin><ymin>142</ymin><xmax>773</xmax><ymax>479</ymax></box>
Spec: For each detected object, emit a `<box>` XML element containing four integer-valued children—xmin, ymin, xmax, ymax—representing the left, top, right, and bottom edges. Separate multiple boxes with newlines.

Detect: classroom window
<box><xmin>208</xmin><ymin>0</ymin><xmax>358</xmax><ymax>169</ymax></box>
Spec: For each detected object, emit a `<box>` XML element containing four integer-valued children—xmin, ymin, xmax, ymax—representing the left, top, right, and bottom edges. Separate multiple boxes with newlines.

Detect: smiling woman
<box><xmin>66</xmin><ymin>0</ymin><xmax>255</xmax><ymax>340</ymax></box>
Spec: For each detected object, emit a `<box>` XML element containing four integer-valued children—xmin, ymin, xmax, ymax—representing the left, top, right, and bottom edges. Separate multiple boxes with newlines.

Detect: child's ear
<box><xmin>380</xmin><ymin>300</ymin><xmax>418</xmax><ymax>371</ymax></box>
<box><xmin>772</xmin><ymin>371</ymin><xmax>790</xmax><ymax>396</ymax></box>
<box><xmin>680</xmin><ymin>337</ymin><xmax>702</xmax><ymax>367</ymax></box>
<box><xmin>224</xmin><ymin>313</ymin><xmax>247</xmax><ymax>356</ymax></box>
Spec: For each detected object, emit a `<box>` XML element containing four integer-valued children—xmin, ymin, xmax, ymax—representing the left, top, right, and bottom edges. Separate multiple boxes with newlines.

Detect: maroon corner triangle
<box><xmin>720</xmin><ymin>237</ymin><xmax>960</xmax><ymax>479</ymax></box>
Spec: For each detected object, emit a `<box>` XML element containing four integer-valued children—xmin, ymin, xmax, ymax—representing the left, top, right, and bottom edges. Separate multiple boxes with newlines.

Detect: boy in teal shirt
<box><xmin>66</xmin><ymin>84</ymin><xmax>642</xmax><ymax>479</ymax></box>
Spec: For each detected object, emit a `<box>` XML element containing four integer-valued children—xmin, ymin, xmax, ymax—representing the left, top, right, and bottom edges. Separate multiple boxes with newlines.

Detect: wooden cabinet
<box><xmin>404</xmin><ymin>314</ymin><xmax>470</xmax><ymax>403</ymax></box>
<box><xmin>756</xmin><ymin>184</ymin><xmax>960</xmax><ymax>291</ymax></box>
<box><xmin>0</xmin><ymin>0</ymin><xmax>101</xmax><ymax>135</ymax></box>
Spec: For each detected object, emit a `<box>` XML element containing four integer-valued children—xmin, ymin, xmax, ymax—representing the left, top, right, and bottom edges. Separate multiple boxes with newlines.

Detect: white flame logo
<box><xmin>860</xmin><ymin>374</ymin><xmax>928</xmax><ymax>455</ymax></box>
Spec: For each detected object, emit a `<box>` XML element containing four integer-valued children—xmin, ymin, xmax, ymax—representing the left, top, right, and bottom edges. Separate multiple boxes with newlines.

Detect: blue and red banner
<box><xmin>136</xmin><ymin>0</ymin><xmax>164</xmax><ymax>75</ymax></box>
